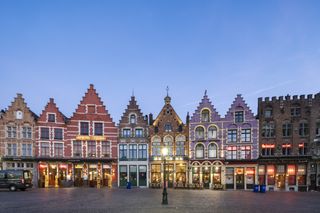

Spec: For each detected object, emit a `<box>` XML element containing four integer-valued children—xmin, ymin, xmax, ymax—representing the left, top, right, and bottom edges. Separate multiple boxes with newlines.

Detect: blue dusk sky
<box><xmin>0</xmin><ymin>0</ymin><xmax>320</xmax><ymax>123</ymax></box>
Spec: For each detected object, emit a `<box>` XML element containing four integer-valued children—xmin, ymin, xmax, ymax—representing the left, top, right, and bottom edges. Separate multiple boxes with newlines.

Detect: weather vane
<box><xmin>166</xmin><ymin>86</ymin><xmax>169</xmax><ymax>96</ymax></box>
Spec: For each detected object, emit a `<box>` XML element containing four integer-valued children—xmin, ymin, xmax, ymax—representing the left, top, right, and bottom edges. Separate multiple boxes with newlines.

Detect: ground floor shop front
<box><xmin>150</xmin><ymin>161</ymin><xmax>188</xmax><ymax>188</ymax></box>
<box><xmin>118</xmin><ymin>162</ymin><xmax>148</xmax><ymax>187</ymax></box>
<box><xmin>257</xmin><ymin>162</ymin><xmax>308</xmax><ymax>192</ymax></box>
<box><xmin>37</xmin><ymin>161</ymin><xmax>116</xmax><ymax>188</ymax></box>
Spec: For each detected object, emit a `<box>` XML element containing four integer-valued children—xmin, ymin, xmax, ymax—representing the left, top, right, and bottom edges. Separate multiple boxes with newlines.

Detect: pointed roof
<box><xmin>2</xmin><ymin>93</ymin><xmax>38</xmax><ymax>121</ymax></box>
<box><xmin>153</xmin><ymin>93</ymin><xmax>183</xmax><ymax>126</ymax></box>
<box><xmin>190</xmin><ymin>90</ymin><xmax>221</xmax><ymax>122</ymax></box>
<box><xmin>38</xmin><ymin>98</ymin><xmax>68</xmax><ymax>123</ymax></box>
<box><xmin>224</xmin><ymin>94</ymin><xmax>255</xmax><ymax>119</ymax></box>
<box><xmin>119</xmin><ymin>95</ymin><xmax>146</xmax><ymax>125</ymax></box>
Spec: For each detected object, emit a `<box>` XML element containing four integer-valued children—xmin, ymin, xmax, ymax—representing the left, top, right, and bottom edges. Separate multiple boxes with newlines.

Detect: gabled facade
<box><xmin>223</xmin><ymin>94</ymin><xmax>259</xmax><ymax>190</ymax></box>
<box><xmin>0</xmin><ymin>94</ymin><xmax>38</xmax><ymax>186</ymax></box>
<box><xmin>257</xmin><ymin>94</ymin><xmax>320</xmax><ymax>191</ymax></box>
<box><xmin>189</xmin><ymin>91</ymin><xmax>224</xmax><ymax>189</ymax></box>
<box><xmin>35</xmin><ymin>98</ymin><xmax>68</xmax><ymax>188</ymax></box>
<box><xmin>149</xmin><ymin>92</ymin><xmax>189</xmax><ymax>188</ymax></box>
<box><xmin>66</xmin><ymin>84</ymin><xmax>118</xmax><ymax>187</ymax></box>
<box><xmin>118</xmin><ymin>95</ymin><xmax>149</xmax><ymax>187</ymax></box>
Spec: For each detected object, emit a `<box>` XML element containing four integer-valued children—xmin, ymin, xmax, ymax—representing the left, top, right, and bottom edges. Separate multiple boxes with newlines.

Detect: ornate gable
<box><xmin>38</xmin><ymin>98</ymin><xmax>68</xmax><ymax>123</ymax></box>
<box><xmin>190</xmin><ymin>90</ymin><xmax>221</xmax><ymax>123</ymax></box>
<box><xmin>224</xmin><ymin>94</ymin><xmax>255</xmax><ymax>120</ymax></box>
<box><xmin>119</xmin><ymin>96</ymin><xmax>147</xmax><ymax>127</ymax></box>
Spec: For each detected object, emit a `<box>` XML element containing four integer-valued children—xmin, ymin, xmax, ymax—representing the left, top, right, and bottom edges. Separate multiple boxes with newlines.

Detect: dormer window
<box><xmin>48</xmin><ymin>114</ymin><xmax>56</xmax><ymax>122</ymax></box>
<box><xmin>130</xmin><ymin>114</ymin><xmax>136</xmax><ymax>124</ymax></box>
<box><xmin>235</xmin><ymin>111</ymin><xmax>244</xmax><ymax>123</ymax></box>
<box><xmin>201</xmin><ymin>109</ymin><xmax>210</xmax><ymax>122</ymax></box>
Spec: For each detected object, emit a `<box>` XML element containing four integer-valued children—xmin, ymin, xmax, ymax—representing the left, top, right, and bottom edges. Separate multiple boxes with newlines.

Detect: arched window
<box><xmin>201</xmin><ymin>109</ymin><xmax>210</xmax><ymax>122</ymax></box>
<box><xmin>176</xmin><ymin>135</ymin><xmax>186</xmax><ymax>156</ymax></box>
<box><xmin>195</xmin><ymin>144</ymin><xmax>204</xmax><ymax>159</ymax></box>
<box><xmin>208</xmin><ymin>143</ymin><xmax>217</xmax><ymax>158</ymax></box>
<box><xmin>195</xmin><ymin>126</ymin><xmax>205</xmax><ymax>139</ymax></box>
<box><xmin>152</xmin><ymin>136</ymin><xmax>161</xmax><ymax>156</ymax></box>
<box><xmin>208</xmin><ymin>126</ymin><xmax>217</xmax><ymax>139</ymax></box>
<box><xmin>130</xmin><ymin>114</ymin><xmax>136</xmax><ymax>124</ymax></box>
<box><xmin>164</xmin><ymin>135</ymin><xmax>173</xmax><ymax>156</ymax></box>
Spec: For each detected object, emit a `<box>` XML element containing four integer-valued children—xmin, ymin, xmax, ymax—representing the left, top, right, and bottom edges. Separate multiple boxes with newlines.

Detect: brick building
<box><xmin>36</xmin><ymin>98</ymin><xmax>68</xmax><ymax>188</ymax></box>
<box><xmin>0</xmin><ymin>94</ymin><xmax>38</xmax><ymax>186</ymax></box>
<box><xmin>149</xmin><ymin>91</ymin><xmax>189</xmax><ymax>188</ymax></box>
<box><xmin>223</xmin><ymin>95</ymin><xmax>259</xmax><ymax>190</ymax></box>
<box><xmin>118</xmin><ymin>95</ymin><xmax>149</xmax><ymax>187</ymax></box>
<box><xmin>257</xmin><ymin>94</ymin><xmax>320</xmax><ymax>191</ymax></box>
<box><xmin>189</xmin><ymin>91</ymin><xmax>224</xmax><ymax>189</ymax></box>
<box><xmin>65</xmin><ymin>84</ymin><xmax>118</xmax><ymax>187</ymax></box>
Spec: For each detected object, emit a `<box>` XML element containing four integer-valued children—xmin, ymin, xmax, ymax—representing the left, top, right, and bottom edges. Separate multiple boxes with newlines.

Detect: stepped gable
<box><xmin>38</xmin><ymin>98</ymin><xmax>68</xmax><ymax>123</ymax></box>
<box><xmin>224</xmin><ymin>94</ymin><xmax>255</xmax><ymax>120</ymax></box>
<box><xmin>119</xmin><ymin>95</ymin><xmax>147</xmax><ymax>125</ymax></box>
<box><xmin>3</xmin><ymin>93</ymin><xmax>38</xmax><ymax>121</ymax></box>
<box><xmin>190</xmin><ymin>90</ymin><xmax>221</xmax><ymax>123</ymax></box>
<box><xmin>70</xmin><ymin>84</ymin><xmax>115</xmax><ymax>124</ymax></box>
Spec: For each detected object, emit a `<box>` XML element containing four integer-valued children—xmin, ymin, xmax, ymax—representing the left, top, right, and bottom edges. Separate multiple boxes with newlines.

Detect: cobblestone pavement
<box><xmin>0</xmin><ymin>188</ymin><xmax>319</xmax><ymax>213</ymax></box>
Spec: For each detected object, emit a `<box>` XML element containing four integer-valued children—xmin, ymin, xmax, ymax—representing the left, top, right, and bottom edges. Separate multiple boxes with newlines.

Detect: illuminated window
<box><xmin>298</xmin><ymin>143</ymin><xmax>307</xmax><ymax>155</ymax></box>
<box><xmin>195</xmin><ymin>144</ymin><xmax>204</xmax><ymax>159</ymax></box>
<box><xmin>282</xmin><ymin>143</ymin><xmax>292</xmax><ymax>155</ymax></box>
<box><xmin>226</xmin><ymin>146</ymin><xmax>237</xmax><ymax>159</ymax></box>
<box><xmin>164</xmin><ymin>136</ymin><xmax>173</xmax><ymax>156</ymax></box>
<box><xmin>261</xmin><ymin>144</ymin><xmax>275</xmax><ymax>156</ymax></box>
<box><xmin>240</xmin><ymin>146</ymin><xmax>251</xmax><ymax>159</ymax></box>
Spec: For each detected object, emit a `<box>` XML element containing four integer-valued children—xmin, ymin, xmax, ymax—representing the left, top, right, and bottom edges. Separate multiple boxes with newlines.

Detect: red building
<box><xmin>36</xmin><ymin>98</ymin><xmax>68</xmax><ymax>188</ymax></box>
<box><xmin>65</xmin><ymin>84</ymin><xmax>118</xmax><ymax>187</ymax></box>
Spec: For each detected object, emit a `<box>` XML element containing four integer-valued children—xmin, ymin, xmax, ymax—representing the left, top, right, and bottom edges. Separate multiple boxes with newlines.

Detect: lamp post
<box><xmin>162</xmin><ymin>147</ymin><xmax>168</xmax><ymax>205</ymax></box>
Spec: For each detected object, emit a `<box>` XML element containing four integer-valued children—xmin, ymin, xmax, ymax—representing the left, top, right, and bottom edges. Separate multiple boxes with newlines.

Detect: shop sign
<box><xmin>76</xmin><ymin>135</ymin><xmax>106</xmax><ymax>141</ymax></box>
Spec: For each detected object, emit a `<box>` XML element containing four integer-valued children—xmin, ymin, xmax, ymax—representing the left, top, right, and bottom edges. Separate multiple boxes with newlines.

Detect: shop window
<box><xmin>297</xmin><ymin>165</ymin><xmax>306</xmax><ymax>185</ymax></box>
<box><xmin>287</xmin><ymin>165</ymin><xmax>296</xmax><ymax>185</ymax></box>
<box><xmin>228</xmin><ymin>129</ymin><xmax>237</xmax><ymax>142</ymax></box>
<box><xmin>139</xmin><ymin>166</ymin><xmax>147</xmax><ymax>186</ymax></box>
<box><xmin>192</xmin><ymin>166</ymin><xmax>200</xmax><ymax>184</ymax></box>
<box><xmin>267</xmin><ymin>165</ymin><xmax>275</xmax><ymax>185</ymax></box>
<box><xmin>129</xmin><ymin>165</ymin><xmax>137</xmax><ymax>186</ymax></box>
<box><xmin>151</xmin><ymin>164</ymin><xmax>161</xmax><ymax>184</ymax></box>
<box><xmin>80</xmin><ymin>122</ymin><xmax>89</xmax><ymax>135</ymax></box>
<box><xmin>258</xmin><ymin>165</ymin><xmax>266</xmax><ymax>185</ymax></box>
<box><xmin>241</xmin><ymin>129</ymin><xmax>251</xmax><ymax>142</ymax></box>
<box><xmin>119</xmin><ymin>165</ymin><xmax>127</xmax><ymax>187</ymax></box>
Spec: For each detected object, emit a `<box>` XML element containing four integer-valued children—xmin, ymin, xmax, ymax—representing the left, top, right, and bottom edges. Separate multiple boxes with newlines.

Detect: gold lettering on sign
<box><xmin>76</xmin><ymin>136</ymin><xmax>106</xmax><ymax>140</ymax></box>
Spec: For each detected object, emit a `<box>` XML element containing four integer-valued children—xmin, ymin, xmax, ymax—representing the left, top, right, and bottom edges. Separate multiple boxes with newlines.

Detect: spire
<box><xmin>164</xmin><ymin>86</ymin><xmax>171</xmax><ymax>104</ymax></box>
<box><xmin>132</xmin><ymin>89</ymin><xmax>135</xmax><ymax>97</ymax></box>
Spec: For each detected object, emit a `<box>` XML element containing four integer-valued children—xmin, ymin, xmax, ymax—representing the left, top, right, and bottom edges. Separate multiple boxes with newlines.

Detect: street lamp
<box><xmin>162</xmin><ymin>147</ymin><xmax>168</xmax><ymax>205</ymax></box>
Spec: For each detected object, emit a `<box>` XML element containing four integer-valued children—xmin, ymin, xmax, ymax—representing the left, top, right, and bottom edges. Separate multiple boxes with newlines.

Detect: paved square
<box><xmin>0</xmin><ymin>188</ymin><xmax>319</xmax><ymax>213</ymax></box>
